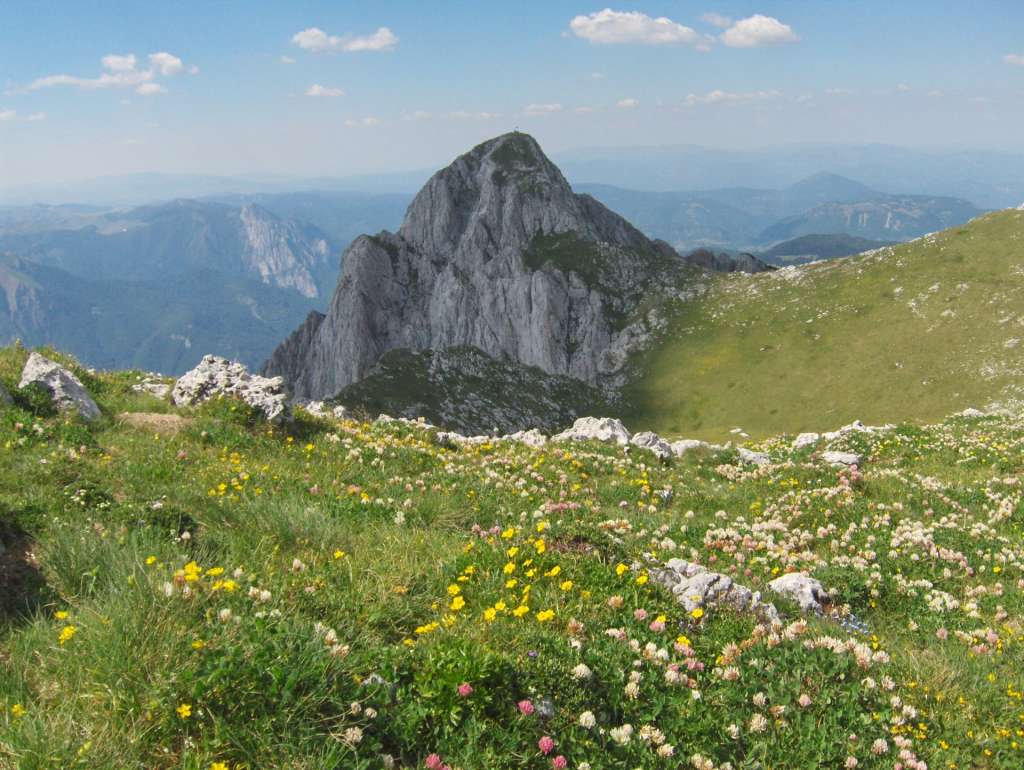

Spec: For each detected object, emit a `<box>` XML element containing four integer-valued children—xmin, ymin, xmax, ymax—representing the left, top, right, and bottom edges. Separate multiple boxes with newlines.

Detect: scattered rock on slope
<box><xmin>172</xmin><ymin>355</ymin><xmax>288</xmax><ymax>421</ymax></box>
<box><xmin>18</xmin><ymin>352</ymin><xmax>101</xmax><ymax>420</ymax></box>
<box><xmin>768</xmin><ymin>573</ymin><xmax>831</xmax><ymax>615</ymax></box>
<box><xmin>553</xmin><ymin>417</ymin><xmax>632</xmax><ymax>445</ymax></box>
<box><xmin>650</xmin><ymin>558</ymin><xmax>777</xmax><ymax>620</ymax></box>
<box><xmin>630</xmin><ymin>431</ymin><xmax>673</xmax><ymax>460</ymax></box>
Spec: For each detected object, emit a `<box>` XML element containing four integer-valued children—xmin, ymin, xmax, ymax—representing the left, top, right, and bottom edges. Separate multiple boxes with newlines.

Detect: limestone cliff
<box><xmin>264</xmin><ymin>132</ymin><xmax>690</xmax><ymax>399</ymax></box>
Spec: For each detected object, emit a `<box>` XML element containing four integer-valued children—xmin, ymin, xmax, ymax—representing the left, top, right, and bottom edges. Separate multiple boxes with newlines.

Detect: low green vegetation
<box><xmin>625</xmin><ymin>210</ymin><xmax>1024</xmax><ymax>441</ymax></box>
<box><xmin>2</xmin><ymin>343</ymin><xmax>1023</xmax><ymax>768</ymax></box>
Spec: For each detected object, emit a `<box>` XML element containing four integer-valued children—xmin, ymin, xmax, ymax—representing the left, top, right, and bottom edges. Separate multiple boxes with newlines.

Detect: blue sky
<box><xmin>2</xmin><ymin>0</ymin><xmax>1024</xmax><ymax>185</ymax></box>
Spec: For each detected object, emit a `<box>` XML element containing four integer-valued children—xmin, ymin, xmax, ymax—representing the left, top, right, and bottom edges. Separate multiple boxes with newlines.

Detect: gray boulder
<box><xmin>737</xmin><ymin>447</ymin><xmax>770</xmax><ymax>466</ymax></box>
<box><xmin>793</xmin><ymin>432</ymin><xmax>821</xmax><ymax>450</ymax></box>
<box><xmin>553</xmin><ymin>416</ymin><xmax>631</xmax><ymax>445</ymax></box>
<box><xmin>630</xmin><ymin>431</ymin><xmax>672</xmax><ymax>460</ymax></box>
<box><xmin>670</xmin><ymin>439</ymin><xmax>711</xmax><ymax>456</ymax></box>
<box><xmin>18</xmin><ymin>352</ymin><xmax>100</xmax><ymax>420</ymax></box>
<box><xmin>822</xmin><ymin>450</ymin><xmax>862</xmax><ymax>467</ymax></box>
<box><xmin>768</xmin><ymin>573</ymin><xmax>830</xmax><ymax>615</ymax></box>
<box><xmin>172</xmin><ymin>355</ymin><xmax>288</xmax><ymax>421</ymax></box>
<box><xmin>651</xmin><ymin>558</ymin><xmax>776</xmax><ymax>620</ymax></box>
<box><xmin>501</xmin><ymin>428</ymin><xmax>548</xmax><ymax>447</ymax></box>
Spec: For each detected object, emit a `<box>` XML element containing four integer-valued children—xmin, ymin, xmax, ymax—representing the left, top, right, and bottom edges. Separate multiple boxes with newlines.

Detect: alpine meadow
<box><xmin>3</xmin><ymin>3</ymin><xmax>1024</xmax><ymax>770</ymax></box>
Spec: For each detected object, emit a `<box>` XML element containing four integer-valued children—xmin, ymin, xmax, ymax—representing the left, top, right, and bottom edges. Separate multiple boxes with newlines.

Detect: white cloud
<box><xmin>136</xmin><ymin>82</ymin><xmax>166</xmax><ymax>96</ymax></box>
<box><xmin>825</xmin><ymin>87</ymin><xmax>852</xmax><ymax>95</ymax></box>
<box><xmin>305</xmin><ymin>84</ymin><xmax>345</xmax><ymax>97</ymax></box>
<box><xmin>683</xmin><ymin>88</ymin><xmax>782</xmax><ymax>107</ymax></box>
<box><xmin>616</xmin><ymin>97</ymin><xmax>639</xmax><ymax>109</ymax></box>
<box><xmin>524</xmin><ymin>102</ymin><xmax>563</xmax><ymax>115</ymax></box>
<box><xmin>280</xmin><ymin>55</ymin><xmax>296</xmax><ymax>64</ymax></box>
<box><xmin>927</xmin><ymin>89</ymin><xmax>944</xmax><ymax>98</ymax></box>
<box><xmin>149</xmin><ymin>52</ymin><xmax>183</xmax><ymax>76</ymax></box>
<box><xmin>1004</xmin><ymin>53</ymin><xmax>1024</xmax><ymax>67</ymax></box>
<box><xmin>701</xmin><ymin>12</ymin><xmax>732</xmax><ymax>28</ymax></box>
<box><xmin>0</xmin><ymin>109</ymin><xmax>46</xmax><ymax>122</ymax></box>
<box><xmin>895</xmin><ymin>83</ymin><xmax>912</xmax><ymax>92</ymax></box>
<box><xmin>24</xmin><ymin>51</ymin><xmax>188</xmax><ymax>94</ymax></box>
<box><xmin>569</xmin><ymin>9</ymin><xmax>701</xmax><ymax>46</ymax></box>
<box><xmin>591</xmin><ymin>72</ymin><xmax>605</xmax><ymax>80</ymax></box>
<box><xmin>102</xmin><ymin>54</ymin><xmax>137</xmax><ymax>72</ymax></box>
<box><xmin>445</xmin><ymin>110</ymin><xmax>500</xmax><ymax>120</ymax></box>
<box><xmin>721</xmin><ymin>15</ymin><xmax>799</xmax><ymax>48</ymax></box>
<box><xmin>292</xmin><ymin>26</ymin><xmax>398</xmax><ymax>53</ymax></box>
<box><xmin>344</xmin><ymin>116</ymin><xmax>381</xmax><ymax>127</ymax></box>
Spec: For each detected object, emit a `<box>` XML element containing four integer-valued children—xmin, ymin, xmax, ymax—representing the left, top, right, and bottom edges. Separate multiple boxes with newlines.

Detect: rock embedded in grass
<box><xmin>768</xmin><ymin>572</ymin><xmax>831</xmax><ymax>615</ymax></box>
<box><xmin>737</xmin><ymin>447</ymin><xmax>770</xmax><ymax>465</ymax></box>
<box><xmin>18</xmin><ymin>352</ymin><xmax>100</xmax><ymax>420</ymax></box>
<box><xmin>822</xmin><ymin>450</ymin><xmax>862</xmax><ymax>467</ymax></box>
<box><xmin>171</xmin><ymin>354</ymin><xmax>289</xmax><ymax>421</ymax></box>
<box><xmin>630</xmin><ymin>431</ymin><xmax>673</xmax><ymax>460</ymax></box>
<box><xmin>650</xmin><ymin>558</ymin><xmax>778</xmax><ymax>620</ymax></box>
<box><xmin>553</xmin><ymin>416</ymin><xmax>632</xmax><ymax>445</ymax></box>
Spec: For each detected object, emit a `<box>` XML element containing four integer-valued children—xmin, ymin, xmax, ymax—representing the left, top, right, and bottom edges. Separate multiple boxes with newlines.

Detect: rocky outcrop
<box><xmin>822</xmin><ymin>450</ymin><xmax>862</xmax><ymax>467</ymax></box>
<box><xmin>683</xmin><ymin>248</ymin><xmax>774</xmax><ymax>275</ymax></box>
<box><xmin>553</xmin><ymin>416</ymin><xmax>632</xmax><ymax>445</ymax></box>
<box><xmin>263</xmin><ymin>132</ymin><xmax>688</xmax><ymax>401</ymax></box>
<box><xmin>737</xmin><ymin>447</ymin><xmax>770</xmax><ymax>465</ymax></box>
<box><xmin>238</xmin><ymin>204</ymin><xmax>333</xmax><ymax>299</ymax></box>
<box><xmin>172</xmin><ymin>355</ymin><xmax>288</xmax><ymax>421</ymax></box>
<box><xmin>18</xmin><ymin>352</ymin><xmax>100</xmax><ymax>420</ymax></box>
<box><xmin>650</xmin><ymin>558</ymin><xmax>777</xmax><ymax>620</ymax></box>
<box><xmin>793</xmin><ymin>432</ymin><xmax>821</xmax><ymax>449</ymax></box>
<box><xmin>630</xmin><ymin>431</ymin><xmax>672</xmax><ymax>460</ymax></box>
<box><xmin>768</xmin><ymin>573</ymin><xmax>830</xmax><ymax>615</ymax></box>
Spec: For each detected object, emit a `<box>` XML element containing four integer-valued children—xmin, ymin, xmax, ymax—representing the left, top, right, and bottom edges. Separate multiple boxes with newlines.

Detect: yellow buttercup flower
<box><xmin>176</xmin><ymin>703</ymin><xmax>192</xmax><ymax>719</ymax></box>
<box><xmin>58</xmin><ymin>625</ymin><xmax>77</xmax><ymax>645</ymax></box>
<box><xmin>690</xmin><ymin>607</ymin><xmax>704</xmax><ymax>620</ymax></box>
<box><xmin>535</xmin><ymin>609</ymin><xmax>555</xmax><ymax>622</ymax></box>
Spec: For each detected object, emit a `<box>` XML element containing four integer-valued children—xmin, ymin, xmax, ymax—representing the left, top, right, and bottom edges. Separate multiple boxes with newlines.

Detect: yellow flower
<box><xmin>536</xmin><ymin>521</ymin><xmax>547</xmax><ymax>533</ymax></box>
<box><xmin>333</xmin><ymin>550</ymin><xmax>346</xmax><ymax>559</ymax></box>
<box><xmin>145</xmin><ymin>556</ymin><xmax>157</xmax><ymax>565</ymax></box>
<box><xmin>447</xmin><ymin>584</ymin><xmax>461</xmax><ymax>596</ymax></box>
<box><xmin>690</xmin><ymin>607</ymin><xmax>704</xmax><ymax>620</ymax></box>
<box><xmin>534</xmin><ymin>539</ymin><xmax>546</xmax><ymax>554</ymax></box>
<box><xmin>560</xmin><ymin>580</ymin><xmax>574</xmax><ymax>592</ymax></box>
<box><xmin>176</xmin><ymin>703</ymin><xmax>192</xmax><ymax>719</ymax></box>
<box><xmin>210</xmin><ymin>763</ymin><xmax>229</xmax><ymax>770</ymax></box>
<box><xmin>494</xmin><ymin>600</ymin><xmax>507</xmax><ymax>611</ymax></box>
<box><xmin>536</xmin><ymin>609</ymin><xmax>555</xmax><ymax>622</ymax></box>
<box><xmin>615</xmin><ymin>563</ymin><xmax>628</xmax><ymax>576</ymax></box>
<box><xmin>58</xmin><ymin>625</ymin><xmax>77</xmax><ymax>645</ymax></box>
<box><xmin>505</xmin><ymin>579</ymin><xmax>518</xmax><ymax>589</ymax></box>
<box><xmin>544</xmin><ymin>565</ymin><xmax>561</xmax><ymax>577</ymax></box>
<box><xmin>512</xmin><ymin>605</ymin><xmax>530</xmax><ymax>618</ymax></box>
<box><xmin>507</xmin><ymin>546</ymin><xmax>519</xmax><ymax>557</ymax></box>
<box><xmin>501</xmin><ymin>527</ymin><xmax>516</xmax><ymax>539</ymax></box>
<box><xmin>449</xmin><ymin>596</ymin><xmax>465</xmax><ymax>611</ymax></box>
<box><xmin>54</xmin><ymin>610</ymin><xmax>69</xmax><ymax>620</ymax></box>
<box><xmin>192</xmin><ymin>639</ymin><xmax>205</xmax><ymax>650</ymax></box>
<box><xmin>483</xmin><ymin>607</ymin><xmax>497</xmax><ymax>622</ymax></box>
<box><xmin>415</xmin><ymin>622</ymin><xmax>439</xmax><ymax>635</ymax></box>
<box><xmin>635</xmin><ymin>574</ymin><xmax>648</xmax><ymax>585</ymax></box>
<box><xmin>503</xmin><ymin>562</ymin><xmax>516</xmax><ymax>574</ymax></box>
<box><xmin>676</xmin><ymin>634</ymin><xmax>692</xmax><ymax>647</ymax></box>
<box><xmin>10</xmin><ymin>703</ymin><xmax>25</xmax><ymax>718</ymax></box>
<box><xmin>205</xmin><ymin>567</ymin><xmax>224</xmax><ymax>577</ymax></box>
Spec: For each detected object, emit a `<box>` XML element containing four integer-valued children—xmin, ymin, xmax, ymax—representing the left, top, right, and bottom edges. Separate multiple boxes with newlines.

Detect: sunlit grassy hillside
<box><xmin>1</xmin><ymin>344</ymin><xmax>1023</xmax><ymax>768</ymax></box>
<box><xmin>625</xmin><ymin>209</ymin><xmax>1024</xmax><ymax>441</ymax></box>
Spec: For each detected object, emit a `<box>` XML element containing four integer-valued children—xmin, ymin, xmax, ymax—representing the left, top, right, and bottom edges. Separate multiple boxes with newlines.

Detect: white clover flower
<box><xmin>572</xmin><ymin>663</ymin><xmax>593</xmax><ymax>680</ymax></box>
<box><xmin>578</xmin><ymin>710</ymin><xmax>596</xmax><ymax>728</ymax></box>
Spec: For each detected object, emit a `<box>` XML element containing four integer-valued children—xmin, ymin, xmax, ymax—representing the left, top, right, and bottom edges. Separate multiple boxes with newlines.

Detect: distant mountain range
<box><xmin>578</xmin><ymin>174</ymin><xmax>982</xmax><ymax>251</ymax></box>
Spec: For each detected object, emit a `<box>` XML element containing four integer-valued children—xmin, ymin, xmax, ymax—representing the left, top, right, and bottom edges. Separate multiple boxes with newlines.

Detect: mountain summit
<box><xmin>264</xmin><ymin>132</ymin><xmax>689</xmax><ymax>403</ymax></box>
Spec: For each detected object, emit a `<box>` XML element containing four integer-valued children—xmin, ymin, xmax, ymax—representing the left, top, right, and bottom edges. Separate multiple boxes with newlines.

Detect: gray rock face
<box><xmin>650</xmin><ymin>558</ymin><xmax>777</xmax><ymax>620</ymax></box>
<box><xmin>630</xmin><ymin>431</ymin><xmax>672</xmax><ymax>460</ymax></box>
<box><xmin>683</xmin><ymin>248</ymin><xmax>774</xmax><ymax>275</ymax></box>
<box><xmin>671</xmin><ymin>438</ymin><xmax>716</xmax><ymax>456</ymax></box>
<box><xmin>768</xmin><ymin>573</ymin><xmax>830</xmax><ymax>614</ymax></box>
<box><xmin>172</xmin><ymin>354</ymin><xmax>288</xmax><ymax>421</ymax></box>
<box><xmin>553</xmin><ymin>416</ymin><xmax>632</xmax><ymax>445</ymax></box>
<box><xmin>18</xmin><ymin>352</ymin><xmax>100</xmax><ymax>420</ymax></box>
<box><xmin>263</xmin><ymin>132</ymin><xmax>685</xmax><ymax>400</ymax></box>
<box><xmin>238</xmin><ymin>204</ymin><xmax>332</xmax><ymax>299</ymax></box>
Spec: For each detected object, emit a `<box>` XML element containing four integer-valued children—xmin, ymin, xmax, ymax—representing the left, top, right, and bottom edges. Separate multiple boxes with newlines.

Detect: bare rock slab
<box><xmin>18</xmin><ymin>352</ymin><xmax>100</xmax><ymax>420</ymax></box>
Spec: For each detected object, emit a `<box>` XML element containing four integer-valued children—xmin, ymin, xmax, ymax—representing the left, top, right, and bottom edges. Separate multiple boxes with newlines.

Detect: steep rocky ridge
<box><xmin>265</xmin><ymin>132</ymin><xmax>696</xmax><ymax>401</ymax></box>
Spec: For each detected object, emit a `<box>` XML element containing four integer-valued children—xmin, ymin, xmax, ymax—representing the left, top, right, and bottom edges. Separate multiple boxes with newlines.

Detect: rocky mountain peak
<box><xmin>263</xmin><ymin>132</ymin><xmax>687</xmax><ymax>405</ymax></box>
<box><xmin>398</xmin><ymin>131</ymin><xmax>652</xmax><ymax>261</ymax></box>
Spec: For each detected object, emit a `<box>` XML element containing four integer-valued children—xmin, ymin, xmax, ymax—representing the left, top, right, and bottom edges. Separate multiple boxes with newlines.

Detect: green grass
<box><xmin>624</xmin><ymin>209</ymin><xmax>1024</xmax><ymax>441</ymax></box>
<box><xmin>2</xmin><ymin>342</ymin><xmax>1024</xmax><ymax>768</ymax></box>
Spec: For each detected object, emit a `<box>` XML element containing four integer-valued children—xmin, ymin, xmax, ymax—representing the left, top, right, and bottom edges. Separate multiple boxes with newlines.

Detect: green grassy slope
<box><xmin>624</xmin><ymin>209</ymin><xmax>1024</xmax><ymax>440</ymax></box>
<box><xmin>2</xmin><ymin>344</ymin><xmax>1024</xmax><ymax>768</ymax></box>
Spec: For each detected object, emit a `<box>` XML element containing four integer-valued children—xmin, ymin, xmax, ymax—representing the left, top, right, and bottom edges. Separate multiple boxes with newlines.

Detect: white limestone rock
<box><xmin>650</xmin><ymin>558</ymin><xmax>777</xmax><ymax>620</ymax></box>
<box><xmin>737</xmin><ymin>447</ymin><xmax>770</xmax><ymax>466</ymax></box>
<box><xmin>172</xmin><ymin>355</ymin><xmax>288</xmax><ymax>421</ymax></box>
<box><xmin>822</xmin><ymin>450</ymin><xmax>862</xmax><ymax>467</ymax></box>
<box><xmin>501</xmin><ymin>428</ymin><xmax>549</xmax><ymax>447</ymax></box>
<box><xmin>18</xmin><ymin>352</ymin><xmax>100</xmax><ymax>420</ymax></box>
<box><xmin>793</xmin><ymin>432</ymin><xmax>821</xmax><ymax>450</ymax></box>
<box><xmin>630</xmin><ymin>431</ymin><xmax>672</xmax><ymax>460</ymax></box>
<box><xmin>670</xmin><ymin>439</ymin><xmax>716</xmax><ymax>456</ymax></box>
<box><xmin>553</xmin><ymin>416</ymin><xmax>631</xmax><ymax>445</ymax></box>
<box><xmin>768</xmin><ymin>572</ymin><xmax>830</xmax><ymax>615</ymax></box>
